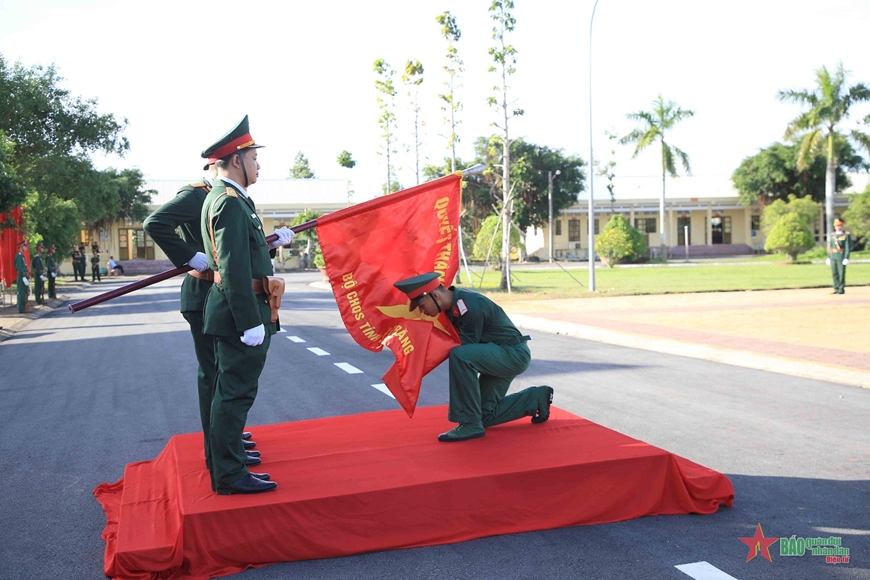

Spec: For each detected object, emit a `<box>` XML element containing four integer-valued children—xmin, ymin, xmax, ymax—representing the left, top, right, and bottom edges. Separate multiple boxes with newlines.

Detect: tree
<box><xmin>402</xmin><ymin>59</ymin><xmax>425</xmax><ymax>185</ymax></box>
<box><xmin>0</xmin><ymin>132</ymin><xmax>26</xmax><ymax>218</ymax></box>
<box><xmin>594</xmin><ymin>215</ymin><xmax>647</xmax><ymax>267</ymax></box>
<box><xmin>761</xmin><ymin>194</ymin><xmax>821</xmax><ymax>235</ymax></box>
<box><xmin>487</xmin><ymin>0</ymin><xmax>523</xmax><ymax>290</ymax></box>
<box><xmin>764</xmin><ymin>212</ymin><xmax>815</xmax><ymax>261</ymax></box>
<box><xmin>289</xmin><ymin>151</ymin><xmax>315</xmax><ymax>179</ymax></box>
<box><xmin>619</xmin><ymin>95</ymin><xmax>694</xmax><ymax>259</ymax></box>
<box><xmin>373</xmin><ymin>59</ymin><xmax>398</xmax><ymax>195</ymax></box>
<box><xmin>732</xmin><ymin>141</ymin><xmax>861</xmax><ymax>206</ymax></box>
<box><xmin>778</xmin><ymin>62</ymin><xmax>870</xmax><ymax>243</ymax></box>
<box><xmin>436</xmin><ymin>11</ymin><xmax>463</xmax><ymax>172</ymax></box>
<box><xmin>843</xmin><ymin>184</ymin><xmax>870</xmax><ymax>245</ymax></box>
<box><xmin>336</xmin><ymin>150</ymin><xmax>356</xmax><ymax>169</ymax></box>
<box><xmin>290</xmin><ymin>209</ymin><xmax>323</xmax><ymax>268</ymax></box>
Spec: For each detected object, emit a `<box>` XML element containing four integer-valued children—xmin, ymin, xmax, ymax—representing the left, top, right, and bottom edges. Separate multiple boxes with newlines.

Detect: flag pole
<box><xmin>68</xmin><ymin>220</ymin><xmax>317</xmax><ymax>313</ymax></box>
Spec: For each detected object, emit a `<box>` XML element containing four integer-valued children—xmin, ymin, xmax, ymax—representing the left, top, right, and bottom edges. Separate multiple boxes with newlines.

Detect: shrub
<box><xmin>764</xmin><ymin>213</ymin><xmax>815</xmax><ymax>261</ymax></box>
<box><xmin>594</xmin><ymin>215</ymin><xmax>647</xmax><ymax>267</ymax></box>
<box><xmin>472</xmin><ymin>215</ymin><xmax>523</xmax><ymax>261</ymax></box>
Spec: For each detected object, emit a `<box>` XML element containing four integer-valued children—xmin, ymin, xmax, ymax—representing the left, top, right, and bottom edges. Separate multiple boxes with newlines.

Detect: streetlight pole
<box><xmin>548</xmin><ymin>169</ymin><xmax>560</xmax><ymax>262</ymax></box>
<box><xmin>588</xmin><ymin>0</ymin><xmax>600</xmax><ymax>292</ymax></box>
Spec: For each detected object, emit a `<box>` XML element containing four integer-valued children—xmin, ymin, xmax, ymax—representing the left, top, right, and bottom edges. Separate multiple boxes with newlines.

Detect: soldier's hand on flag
<box><xmin>240</xmin><ymin>324</ymin><xmax>265</xmax><ymax>346</ymax></box>
<box><xmin>187</xmin><ymin>252</ymin><xmax>210</xmax><ymax>272</ymax></box>
<box><xmin>843</xmin><ymin>259</ymin><xmax>850</xmax><ymax>265</ymax></box>
<box><xmin>269</xmin><ymin>227</ymin><xmax>295</xmax><ymax>248</ymax></box>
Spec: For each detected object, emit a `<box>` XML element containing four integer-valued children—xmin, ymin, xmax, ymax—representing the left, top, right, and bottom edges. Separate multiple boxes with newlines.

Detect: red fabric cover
<box><xmin>0</xmin><ymin>207</ymin><xmax>26</xmax><ymax>287</ymax></box>
<box><xmin>316</xmin><ymin>175</ymin><xmax>463</xmax><ymax>416</ymax></box>
<box><xmin>94</xmin><ymin>406</ymin><xmax>734</xmax><ymax>580</ymax></box>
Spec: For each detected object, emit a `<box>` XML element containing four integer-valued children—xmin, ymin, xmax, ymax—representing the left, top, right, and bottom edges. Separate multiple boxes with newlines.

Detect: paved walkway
<box><xmin>497</xmin><ymin>286</ymin><xmax>870</xmax><ymax>389</ymax></box>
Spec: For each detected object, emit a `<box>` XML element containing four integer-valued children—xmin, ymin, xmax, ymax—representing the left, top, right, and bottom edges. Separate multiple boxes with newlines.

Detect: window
<box><xmin>594</xmin><ymin>219</ymin><xmax>600</xmax><ymax>236</ymax></box>
<box><xmin>555</xmin><ymin>220</ymin><xmax>562</xmax><ymax>236</ymax></box>
<box><xmin>751</xmin><ymin>215</ymin><xmax>760</xmax><ymax>231</ymax></box>
<box><xmin>635</xmin><ymin>218</ymin><xmax>656</xmax><ymax>234</ymax></box>
<box><xmin>568</xmin><ymin>219</ymin><xmax>581</xmax><ymax>241</ymax></box>
<box><xmin>677</xmin><ymin>217</ymin><xmax>691</xmax><ymax>245</ymax></box>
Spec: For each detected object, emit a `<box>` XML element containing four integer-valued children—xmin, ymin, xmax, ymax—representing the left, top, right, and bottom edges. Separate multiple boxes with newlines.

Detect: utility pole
<box><xmin>548</xmin><ymin>169</ymin><xmax>560</xmax><ymax>262</ymax></box>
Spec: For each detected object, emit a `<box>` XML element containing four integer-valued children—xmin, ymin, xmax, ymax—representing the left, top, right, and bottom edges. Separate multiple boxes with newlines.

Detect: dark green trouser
<box><xmin>47</xmin><ymin>275</ymin><xmax>56</xmax><ymax>299</ymax></box>
<box><xmin>16</xmin><ymin>278</ymin><xmax>27</xmax><ymax>313</ymax></box>
<box><xmin>182</xmin><ymin>311</ymin><xmax>217</xmax><ymax>468</ymax></box>
<box><xmin>831</xmin><ymin>257</ymin><xmax>846</xmax><ymax>294</ymax></box>
<box><xmin>34</xmin><ymin>278</ymin><xmax>44</xmax><ymax>304</ymax></box>
<box><xmin>209</xmin><ymin>333</ymin><xmax>271</xmax><ymax>487</ymax></box>
<box><xmin>448</xmin><ymin>342</ymin><xmax>540</xmax><ymax>427</ymax></box>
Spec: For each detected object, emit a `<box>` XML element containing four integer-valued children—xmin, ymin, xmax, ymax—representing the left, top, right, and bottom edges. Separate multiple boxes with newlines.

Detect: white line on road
<box><xmin>307</xmin><ymin>347</ymin><xmax>330</xmax><ymax>356</ymax></box>
<box><xmin>335</xmin><ymin>362</ymin><xmax>363</xmax><ymax>374</ymax></box>
<box><xmin>371</xmin><ymin>384</ymin><xmax>395</xmax><ymax>399</ymax></box>
<box><xmin>287</xmin><ymin>336</ymin><xmax>306</xmax><ymax>343</ymax></box>
<box><xmin>675</xmin><ymin>562</ymin><xmax>739</xmax><ymax>580</ymax></box>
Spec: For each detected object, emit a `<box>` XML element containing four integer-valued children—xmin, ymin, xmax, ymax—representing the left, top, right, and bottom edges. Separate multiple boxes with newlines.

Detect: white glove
<box><xmin>826</xmin><ymin>258</ymin><xmax>831</xmax><ymax>265</ymax></box>
<box><xmin>51</xmin><ymin>272</ymin><xmax>56</xmax><ymax>278</ymax></box>
<box><xmin>843</xmin><ymin>259</ymin><xmax>850</xmax><ymax>265</ymax></box>
<box><xmin>269</xmin><ymin>227</ymin><xmax>295</xmax><ymax>249</ymax></box>
<box><xmin>187</xmin><ymin>252</ymin><xmax>210</xmax><ymax>272</ymax></box>
<box><xmin>22</xmin><ymin>277</ymin><xmax>29</xmax><ymax>287</ymax></box>
<box><xmin>40</xmin><ymin>275</ymin><xmax>46</xmax><ymax>282</ymax></box>
<box><xmin>240</xmin><ymin>324</ymin><xmax>265</xmax><ymax>346</ymax></box>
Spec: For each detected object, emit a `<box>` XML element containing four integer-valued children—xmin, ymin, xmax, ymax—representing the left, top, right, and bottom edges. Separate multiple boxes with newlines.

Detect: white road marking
<box><xmin>307</xmin><ymin>347</ymin><xmax>330</xmax><ymax>356</ymax></box>
<box><xmin>287</xmin><ymin>336</ymin><xmax>306</xmax><ymax>343</ymax></box>
<box><xmin>335</xmin><ymin>362</ymin><xmax>363</xmax><ymax>374</ymax></box>
<box><xmin>675</xmin><ymin>562</ymin><xmax>739</xmax><ymax>580</ymax></box>
<box><xmin>371</xmin><ymin>383</ymin><xmax>395</xmax><ymax>399</ymax></box>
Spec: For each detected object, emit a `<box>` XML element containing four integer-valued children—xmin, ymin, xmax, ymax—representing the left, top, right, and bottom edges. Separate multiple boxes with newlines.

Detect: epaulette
<box><xmin>225</xmin><ymin>187</ymin><xmax>239</xmax><ymax>198</ymax></box>
<box><xmin>189</xmin><ymin>181</ymin><xmax>208</xmax><ymax>188</ymax></box>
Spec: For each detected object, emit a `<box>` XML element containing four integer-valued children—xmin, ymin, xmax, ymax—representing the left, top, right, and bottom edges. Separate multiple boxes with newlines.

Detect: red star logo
<box><xmin>739</xmin><ymin>523</ymin><xmax>779</xmax><ymax>562</ymax></box>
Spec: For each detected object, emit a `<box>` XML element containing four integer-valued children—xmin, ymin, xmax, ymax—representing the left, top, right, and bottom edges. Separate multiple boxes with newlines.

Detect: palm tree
<box><xmin>619</xmin><ymin>95</ymin><xmax>694</xmax><ymax>259</ymax></box>
<box><xmin>778</xmin><ymin>62</ymin><xmax>870</xmax><ymax>242</ymax></box>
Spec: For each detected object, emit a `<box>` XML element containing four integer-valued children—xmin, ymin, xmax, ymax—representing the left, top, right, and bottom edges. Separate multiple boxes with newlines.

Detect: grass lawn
<box><xmin>468</xmin><ymin>262</ymin><xmax>870</xmax><ymax>300</ymax></box>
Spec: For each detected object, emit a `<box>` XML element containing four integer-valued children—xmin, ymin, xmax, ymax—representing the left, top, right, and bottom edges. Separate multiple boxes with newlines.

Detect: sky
<box><xmin>1</xmin><ymin>0</ymin><xmax>870</xmax><ymax>202</ymax></box>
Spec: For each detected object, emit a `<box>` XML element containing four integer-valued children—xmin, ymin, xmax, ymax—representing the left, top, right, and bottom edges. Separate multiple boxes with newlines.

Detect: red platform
<box><xmin>94</xmin><ymin>406</ymin><xmax>734</xmax><ymax>580</ymax></box>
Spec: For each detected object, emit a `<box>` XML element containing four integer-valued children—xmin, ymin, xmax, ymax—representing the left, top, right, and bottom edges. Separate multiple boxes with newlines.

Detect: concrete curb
<box><xmin>0</xmin><ymin>295</ymin><xmax>69</xmax><ymax>343</ymax></box>
<box><xmin>509</xmin><ymin>313</ymin><xmax>870</xmax><ymax>390</ymax></box>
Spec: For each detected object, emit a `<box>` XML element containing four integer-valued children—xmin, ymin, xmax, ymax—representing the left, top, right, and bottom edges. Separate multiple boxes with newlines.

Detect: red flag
<box><xmin>316</xmin><ymin>174</ymin><xmax>463</xmax><ymax>416</ymax></box>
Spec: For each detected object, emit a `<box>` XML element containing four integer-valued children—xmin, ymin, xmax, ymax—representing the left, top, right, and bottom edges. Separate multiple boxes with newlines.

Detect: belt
<box><xmin>831</xmin><ymin>249</ymin><xmax>844</xmax><ymax>253</ymax></box>
<box><xmin>188</xmin><ymin>270</ymin><xmax>215</xmax><ymax>281</ymax></box>
<box><xmin>211</xmin><ymin>271</ymin><xmax>267</xmax><ymax>296</ymax></box>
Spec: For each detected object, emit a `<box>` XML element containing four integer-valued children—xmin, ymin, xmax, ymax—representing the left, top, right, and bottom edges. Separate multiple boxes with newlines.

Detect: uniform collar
<box><xmin>218</xmin><ymin>176</ymin><xmax>248</xmax><ymax>198</ymax></box>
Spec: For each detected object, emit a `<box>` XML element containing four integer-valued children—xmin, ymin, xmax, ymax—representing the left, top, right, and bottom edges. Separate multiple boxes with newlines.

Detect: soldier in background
<box><xmin>31</xmin><ymin>242</ymin><xmax>46</xmax><ymax>305</ymax></box>
<box><xmin>826</xmin><ymin>217</ymin><xmax>851</xmax><ymax>295</ymax></box>
<box><xmin>90</xmin><ymin>250</ymin><xmax>101</xmax><ymax>282</ymax></box>
<box><xmin>45</xmin><ymin>245</ymin><xmax>58</xmax><ymax>299</ymax></box>
<box><xmin>71</xmin><ymin>245</ymin><xmax>83</xmax><ymax>281</ymax></box>
<box><xmin>14</xmin><ymin>241</ymin><xmax>29</xmax><ymax>313</ymax></box>
<box><xmin>78</xmin><ymin>246</ymin><xmax>88</xmax><ymax>280</ymax></box>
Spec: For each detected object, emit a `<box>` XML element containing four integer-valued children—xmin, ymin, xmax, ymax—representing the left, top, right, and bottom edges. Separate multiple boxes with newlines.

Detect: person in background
<box><xmin>91</xmin><ymin>250</ymin><xmax>101</xmax><ymax>282</ymax></box>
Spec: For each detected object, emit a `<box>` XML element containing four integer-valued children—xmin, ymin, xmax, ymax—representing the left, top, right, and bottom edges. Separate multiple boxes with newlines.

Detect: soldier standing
<box><xmin>71</xmin><ymin>245</ymin><xmax>82</xmax><ymax>281</ymax></box>
<box><xmin>14</xmin><ymin>241</ymin><xmax>29</xmax><ymax>313</ymax></box>
<box><xmin>31</xmin><ymin>242</ymin><xmax>46</xmax><ymax>305</ymax></box>
<box><xmin>78</xmin><ymin>246</ymin><xmax>88</xmax><ymax>280</ymax></box>
<box><xmin>394</xmin><ymin>272</ymin><xmax>554</xmax><ymax>442</ymax></box>
<box><xmin>144</xmin><ymin>161</ymin><xmax>273</xmax><ymax>476</ymax></box>
<box><xmin>200</xmin><ymin>115</ymin><xmax>293</xmax><ymax>495</ymax></box>
<box><xmin>45</xmin><ymin>245</ymin><xmax>58</xmax><ymax>299</ymax></box>
<box><xmin>826</xmin><ymin>218</ymin><xmax>851</xmax><ymax>295</ymax></box>
<box><xmin>90</xmin><ymin>250</ymin><xmax>101</xmax><ymax>282</ymax></box>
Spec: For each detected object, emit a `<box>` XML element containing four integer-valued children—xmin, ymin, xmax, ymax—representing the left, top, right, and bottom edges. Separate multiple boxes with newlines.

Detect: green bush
<box><xmin>798</xmin><ymin>246</ymin><xmax>826</xmax><ymax>260</ymax></box>
<box><xmin>594</xmin><ymin>215</ymin><xmax>647</xmax><ymax>267</ymax></box>
<box><xmin>764</xmin><ymin>213</ymin><xmax>815</xmax><ymax>261</ymax></box>
<box><xmin>313</xmin><ymin>247</ymin><xmax>325</xmax><ymax>268</ymax></box>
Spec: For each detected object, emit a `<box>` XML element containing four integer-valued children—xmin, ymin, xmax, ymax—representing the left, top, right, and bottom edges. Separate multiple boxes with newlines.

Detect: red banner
<box><xmin>316</xmin><ymin>174</ymin><xmax>463</xmax><ymax>416</ymax></box>
<box><xmin>0</xmin><ymin>207</ymin><xmax>26</xmax><ymax>287</ymax></box>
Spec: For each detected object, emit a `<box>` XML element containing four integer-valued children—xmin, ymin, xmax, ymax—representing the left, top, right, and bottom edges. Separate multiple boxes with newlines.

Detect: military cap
<box><xmin>834</xmin><ymin>218</ymin><xmax>844</xmax><ymax>225</ymax></box>
<box><xmin>35</xmin><ymin>242</ymin><xmax>44</xmax><ymax>249</ymax></box>
<box><xmin>15</xmin><ymin>240</ymin><xmax>26</xmax><ymax>248</ymax></box>
<box><xmin>201</xmin><ymin>115</ymin><xmax>264</xmax><ymax>163</ymax></box>
<box><xmin>394</xmin><ymin>272</ymin><xmax>442</xmax><ymax>311</ymax></box>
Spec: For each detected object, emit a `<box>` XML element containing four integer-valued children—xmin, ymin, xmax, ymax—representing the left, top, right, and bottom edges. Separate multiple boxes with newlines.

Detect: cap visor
<box><xmin>409</xmin><ymin>296</ymin><xmax>424</xmax><ymax>311</ymax></box>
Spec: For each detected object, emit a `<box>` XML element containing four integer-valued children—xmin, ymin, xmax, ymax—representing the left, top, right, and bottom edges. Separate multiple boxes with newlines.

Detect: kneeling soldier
<box><xmin>394</xmin><ymin>272</ymin><xmax>554</xmax><ymax>442</ymax></box>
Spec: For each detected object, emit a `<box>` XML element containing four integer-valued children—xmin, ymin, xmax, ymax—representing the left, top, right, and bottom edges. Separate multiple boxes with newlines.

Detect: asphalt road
<box><xmin>0</xmin><ymin>272</ymin><xmax>867</xmax><ymax>580</ymax></box>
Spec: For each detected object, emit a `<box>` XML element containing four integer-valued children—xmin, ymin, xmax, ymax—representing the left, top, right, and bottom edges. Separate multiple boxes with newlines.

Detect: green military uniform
<box><xmin>14</xmin><ymin>245</ymin><xmax>29</xmax><ymax>313</ymax></box>
<box><xmin>828</xmin><ymin>224</ymin><xmax>851</xmax><ymax>295</ymax></box>
<box><xmin>91</xmin><ymin>253</ymin><xmax>101</xmax><ymax>282</ymax></box>
<box><xmin>201</xmin><ymin>177</ymin><xmax>277</xmax><ymax>488</ymax></box>
<box><xmin>45</xmin><ymin>247</ymin><xmax>57</xmax><ymax>299</ymax></box>
<box><xmin>78</xmin><ymin>248</ymin><xmax>88</xmax><ymax>281</ymax></box>
<box><xmin>143</xmin><ymin>178</ymin><xmax>216</xmax><ymax>464</ymax></box>
<box><xmin>31</xmin><ymin>247</ymin><xmax>45</xmax><ymax>305</ymax></box>
<box><xmin>71</xmin><ymin>247</ymin><xmax>82</xmax><ymax>281</ymax></box>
